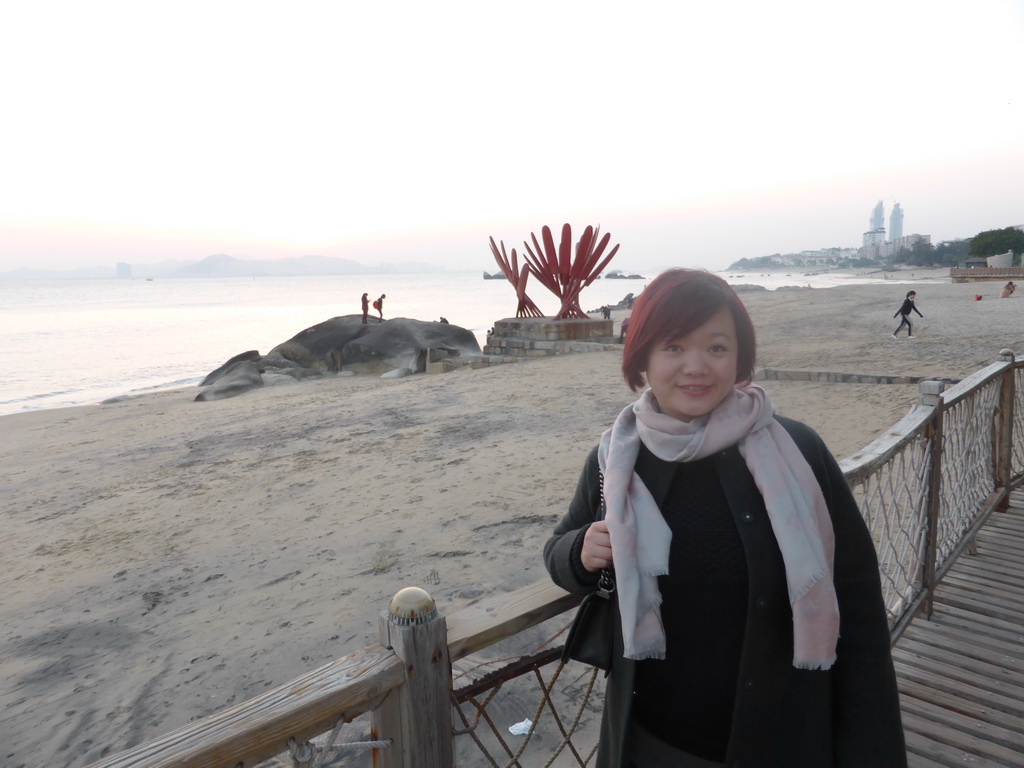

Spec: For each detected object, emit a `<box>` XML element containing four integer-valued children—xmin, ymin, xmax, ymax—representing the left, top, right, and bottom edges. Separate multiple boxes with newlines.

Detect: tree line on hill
<box><xmin>894</xmin><ymin>227</ymin><xmax>1024</xmax><ymax>267</ymax></box>
<box><xmin>729</xmin><ymin>227</ymin><xmax>1024</xmax><ymax>271</ymax></box>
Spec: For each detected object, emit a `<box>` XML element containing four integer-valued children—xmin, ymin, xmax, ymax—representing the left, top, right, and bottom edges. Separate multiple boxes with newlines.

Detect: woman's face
<box><xmin>643</xmin><ymin>307</ymin><xmax>739</xmax><ymax>422</ymax></box>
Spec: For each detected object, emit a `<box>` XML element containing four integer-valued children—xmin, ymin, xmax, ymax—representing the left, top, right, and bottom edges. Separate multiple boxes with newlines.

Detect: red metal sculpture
<box><xmin>488</xmin><ymin>236</ymin><xmax>544</xmax><ymax>318</ymax></box>
<box><xmin>490</xmin><ymin>224</ymin><xmax>620</xmax><ymax>320</ymax></box>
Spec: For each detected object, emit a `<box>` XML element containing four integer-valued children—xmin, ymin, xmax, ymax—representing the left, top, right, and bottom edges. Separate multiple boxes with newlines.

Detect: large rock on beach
<box><xmin>194</xmin><ymin>360</ymin><xmax>265</xmax><ymax>401</ymax></box>
<box><xmin>199</xmin><ymin>350</ymin><xmax>261</xmax><ymax>386</ymax></box>
<box><xmin>334</xmin><ymin>317</ymin><xmax>479</xmax><ymax>373</ymax></box>
<box><xmin>196</xmin><ymin>315</ymin><xmax>480</xmax><ymax>401</ymax></box>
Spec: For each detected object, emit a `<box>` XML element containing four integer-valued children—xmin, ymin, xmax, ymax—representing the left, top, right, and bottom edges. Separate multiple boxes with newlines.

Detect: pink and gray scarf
<box><xmin>597</xmin><ymin>385</ymin><xmax>840</xmax><ymax>670</ymax></box>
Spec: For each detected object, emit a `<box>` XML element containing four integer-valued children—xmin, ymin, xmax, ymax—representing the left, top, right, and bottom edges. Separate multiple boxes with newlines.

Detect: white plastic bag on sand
<box><xmin>508</xmin><ymin>718</ymin><xmax>532</xmax><ymax>736</ymax></box>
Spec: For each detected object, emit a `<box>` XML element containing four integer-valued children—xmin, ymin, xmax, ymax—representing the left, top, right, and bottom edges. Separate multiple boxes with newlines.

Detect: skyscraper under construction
<box><xmin>889</xmin><ymin>203</ymin><xmax>904</xmax><ymax>241</ymax></box>
<box><xmin>870</xmin><ymin>200</ymin><xmax>885</xmax><ymax>232</ymax></box>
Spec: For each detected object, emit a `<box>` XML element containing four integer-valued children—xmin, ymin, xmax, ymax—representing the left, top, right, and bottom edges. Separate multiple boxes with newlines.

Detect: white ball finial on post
<box><xmin>387</xmin><ymin>586</ymin><xmax>438</xmax><ymax>626</ymax></box>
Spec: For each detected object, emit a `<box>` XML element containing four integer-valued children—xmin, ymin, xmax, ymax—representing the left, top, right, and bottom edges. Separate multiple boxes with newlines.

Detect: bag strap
<box><xmin>597</xmin><ymin>470</ymin><xmax>615</xmax><ymax>595</ymax></box>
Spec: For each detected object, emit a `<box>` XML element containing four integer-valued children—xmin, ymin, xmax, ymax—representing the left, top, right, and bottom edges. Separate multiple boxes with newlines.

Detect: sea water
<box><xmin>0</xmin><ymin>272</ymin><xmax>651</xmax><ymax>415</ymax></box>
<box><xmin>0</xmin><ymin>269</ymin><xmax>943</xmax><ymax>416</ymax></box>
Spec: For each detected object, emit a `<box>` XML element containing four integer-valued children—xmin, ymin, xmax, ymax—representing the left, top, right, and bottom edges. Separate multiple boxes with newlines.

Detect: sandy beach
<box><xmin>2</xmin><ymin>276</ymin><xmax>1022</xmax><ymax>767</ymax></box>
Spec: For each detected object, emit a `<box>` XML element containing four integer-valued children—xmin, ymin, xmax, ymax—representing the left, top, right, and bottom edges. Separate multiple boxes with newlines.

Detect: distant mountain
<box><xmin>172</xmin><ymin>254</ymin><xmax>371</xmax><ymax>278</ymax></box>
<box><xmin>0</xmin><ymin>265</ymin><xmax>119</xmax><ymax>280</ymax></box>
<box><xmin>131</xmin><ymin>259</ymin><xmax>200</xmax><ymax>278</ymax></box>
<box><xmin>0</xmin><ymin>254</ymin><xmax>441</xmax><ymax>281</ymax></box>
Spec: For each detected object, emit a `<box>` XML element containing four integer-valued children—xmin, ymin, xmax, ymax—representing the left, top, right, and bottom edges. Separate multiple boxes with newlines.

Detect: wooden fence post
<box><xmin>918</xmin><ymin>380</ymin><xmax>945</xmax><ymax>620</ymax></box>
<box><xmin>372</xmin><ymin>587</ymin><xmax>454</xmax><ymax>768</ymax></box>
<box><xmin>996</xmin><ymin>349</ymin><xmax>1016</xmax><ymax>512</ymax></box>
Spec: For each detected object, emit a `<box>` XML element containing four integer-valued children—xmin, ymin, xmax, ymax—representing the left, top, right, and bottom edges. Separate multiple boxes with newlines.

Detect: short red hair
<box><xmin>621</xmin><ymin>269</ymin><xmax>756</xmax><ymax>391</ymax></box>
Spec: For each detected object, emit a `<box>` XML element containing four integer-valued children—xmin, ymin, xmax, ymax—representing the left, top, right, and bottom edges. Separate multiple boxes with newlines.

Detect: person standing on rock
<box><xmin>891</xmin><ymin>290</ymin><xmax>923</xmax><ymax>339</ymax></box>
<box><xmin>361</xmin><ymin>292</ymin><xmax>370</xmax><ymax>324</ymax></box>
<box><xmin>373</xmin><ymin>294</ymin><xmax>386</xmax><ymax>322</ymax></box>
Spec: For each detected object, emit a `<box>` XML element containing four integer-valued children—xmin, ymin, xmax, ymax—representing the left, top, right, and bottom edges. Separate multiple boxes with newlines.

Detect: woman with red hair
<box><xmin>545</xmin><ymin>269</ymin><xmax>905</xmax><ymax>767</ymax></box>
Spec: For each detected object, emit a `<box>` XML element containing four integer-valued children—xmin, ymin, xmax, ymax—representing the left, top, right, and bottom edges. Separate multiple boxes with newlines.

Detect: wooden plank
<box><xmin>932</xmin><ymin>587</ymin><xmax>1024</xmax><ymax>624</ymax></box>
<box><xmin>900</xmin><ymin>696</ymin><xmax>1023</xmax><ymax>761</ymax></box>
<box><xmin>975</xmin><ymin>519</ymin><xmax>1024</xmax><ymax>540</ymax></box>
<box><xmin>937</xmin><ymin>576</ymin><xmax>1024</xmax><ymax>609</ymax></box>
<box><xmin>930</xmin><ymin>587</ymin><xmax>1024</xmax><ymax>624</ymax></box>
<box><xmin>946</xmin><ymin>557</ymin><xmax>1024</xmax><ymax>589</ymax></box>
<box><xmin>899</xmin><ymin>628</ymin><xmax>1022</xmax><ymax>672</ymax></box>
<box><xmin>924</xmin><ymin>603</ymin><xmax>1024</xmax><ymax>643</ymax></box>
<box><xmin>967</xmin><ymin>549</ymin><xmax>1024</xmax><ymax>572</ymax></box>
<box><xmin>942</xmin><ymin>560</ymin><xmax>1024</xmax><ymax>589</ymax></box>
<box><xmin>87</xmin><ymin>644</ymin><xmax>404</xmax><ymax>768</ymax></box>
<box><xmin>940</xmin><ymin>574</ymin><xmax>1024</xmax><ymax>607</ymax></box>
<box><xmin>982</xmin><ymin>512</ymin><xmax>1024</xmax><ymax>531</ymax></box>
<box><xmin>900</xmin><ymin>620</ymin><xmax>1024</xmax><ymax>664</ymax></box>
<box><xmin>903</xmin><ymin>726</ymin><xmax>1013</xmax><ymax>768</ymax></box>
<box><xmin>972</xmin><ymin>540</ymin><xmax>1024</xmax><ymax>564</ymax></box>
<box><xmin>980</xmin><ymin>505</ymin><xmax>1024</xmax><ymax>521</ymax></box>
<box><xmin>446</xmin><ymin>579</ymin><xmax>581</xmax><ymax>662</ymax></box>
<box><xmin>893</xmin><ymin>648</ymin><xmax>1024</xmax><ymax>706</ymax></box>
<box><xmin>976</xmin><ymin>521</ymin><xmax>1024</xmax><ymax>542</ymax></box>
<box><xmin>975</xmin><ymin>529</ymin><xmax>1024</xmax><ymax>552</ymax></box>
<box><xmin>899</xmin><ymin>678</ymin><xmax>1023</xmax><ymax>734</ymax></box>
<box><xmin>976</xmin><ymin>535</ymin><xmax>1024</xmax><ymax>558</ymax></box>
<box><xmin>978</xmin><ymin>531</ymin><xmax>1024</xmax><ymax>551</ymax></box>
<box><xmin>840</xmin><ymin>406</ymin><xmax>932</xmax><ymax>480</ymax></box>
<box><xmin>982</xmin><ymin>524</ymin><xmax>1024</xmax><ymax>541</ymax></box>
<box><xmin>894</xmin><ymin>637</ymin><xmax>1024</xmax><ymax>688</ymax></box>
<box><xmin>942</xmin><ymin>556</ymin><xmax>1024</xmax><ymax>586</ymax></box>
<box><xmin>904</xmin><ymin>744</ymin><xmax>948</xmax><ymax>768</ymax></box>
<box><xmin>894</xmin><ymin>659</ymin><xmax>1024</xmax><ymax>718</ymax></box>
<box><xmin>934</xmin><ymin>362</ymin><xmax>1006</xmax><ymax>409</ymax></box>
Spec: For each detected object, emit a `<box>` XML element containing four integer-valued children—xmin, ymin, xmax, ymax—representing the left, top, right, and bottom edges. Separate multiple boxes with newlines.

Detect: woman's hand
<box><xmin>581</xmin><ymin>520</ymin><xmax>613</xmax><ymax>572</ymax></box>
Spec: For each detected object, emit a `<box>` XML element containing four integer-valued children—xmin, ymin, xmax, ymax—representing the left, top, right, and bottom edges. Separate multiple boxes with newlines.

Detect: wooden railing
<box><xmin>88</xmin><ymin>351</ymin><xmax>1024</xmax><ymax>768</ymax></box>
<box><xmin>840</xmin><ymin>350</ymin><xmax>1021</xmax><ymax>639</ymax></box>
<box><xmin>949</xmin><ymin>266</ymin><xmax>1024</xmax><ymax>282</ymax></box>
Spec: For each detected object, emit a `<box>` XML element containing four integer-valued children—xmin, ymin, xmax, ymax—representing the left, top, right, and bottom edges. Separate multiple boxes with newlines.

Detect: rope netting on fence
<box><xmin>452</xmin><ymin>649</ymin><xmax>601</xmax><ymax>768</ymax></box>
<box><xmin>1013</xmin><ymin>364</ymin><xmax>1024</xmax><ymax>484</ymax></box>
<box><xmin>262</xmin><ymin>651</ymin><xmax>603</xmax><ymax>768</ymax></box>
<box><xmin>936</xmin><ymin>378</ymin><xmax>1003</xmax><ymax>568</ymax></box>
<box><xmin>846</xmin><ymin>426</ymin><xmax>930</xmax><ymax>628</ymax></box>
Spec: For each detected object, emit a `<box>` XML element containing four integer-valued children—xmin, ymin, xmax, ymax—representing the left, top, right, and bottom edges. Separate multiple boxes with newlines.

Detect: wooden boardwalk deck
<box><xmin>896</xmin><ymin>491</ymin><xmax>1024</xmax><ymax>768</ymax></box>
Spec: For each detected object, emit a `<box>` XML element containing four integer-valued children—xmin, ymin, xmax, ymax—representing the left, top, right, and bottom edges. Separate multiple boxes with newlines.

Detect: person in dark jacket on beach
<box><xmin>544</xmin><ymin>269</ymin><xmax>906</xmax><ymax>768</ymax></box>
<box><xmin>891</xmin><ymin>290</ymin><xmax>923</xmax><ymax>338</ymax></box>
<box><xmin>373</xmin><ymin>294</ymin><xmax>386</xmax><ymax>322</ymax></box>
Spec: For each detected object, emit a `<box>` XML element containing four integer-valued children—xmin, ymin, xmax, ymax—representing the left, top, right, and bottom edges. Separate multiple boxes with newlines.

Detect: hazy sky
<box><xmin>2</xmin><ymin>1</ymin><xmax>1022</xmax><ymax>274</ymax></box>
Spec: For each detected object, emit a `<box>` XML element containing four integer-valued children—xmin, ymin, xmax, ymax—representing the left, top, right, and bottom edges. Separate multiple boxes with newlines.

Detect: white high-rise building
<box><xmin>889</xmin><ymin>203</ymin><xmax>904</xmax><ymax>242</ymax></box>
<box><xmin>861</xmin><ymin>227</ymin><xmax>888</xmax><ymax>260</ymax></box>
<box><xmin>870</xmin><ymin>201</ymin><xmax>885</xmax><ymax>232</ymax></box>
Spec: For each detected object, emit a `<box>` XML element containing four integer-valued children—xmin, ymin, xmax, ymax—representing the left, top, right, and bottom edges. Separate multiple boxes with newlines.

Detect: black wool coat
<box><xmin>543</xmin><ymin>417</ymin><xmax>907</xmax><ymax>768</ymax></box>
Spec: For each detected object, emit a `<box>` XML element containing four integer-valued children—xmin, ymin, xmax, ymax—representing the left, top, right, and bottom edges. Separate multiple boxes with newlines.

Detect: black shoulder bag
<box><xmin>560</xmin><ymin>473</ymin><xmax>616</xmax><ymax>672</ymax></box>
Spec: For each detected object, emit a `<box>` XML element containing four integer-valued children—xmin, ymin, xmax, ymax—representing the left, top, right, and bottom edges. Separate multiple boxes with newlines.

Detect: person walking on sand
<box><xmin>892</xmin><ymin>290</ymin><xmax>923</xmax><ymax>339</ymax></box>
<box><xmin>361</xmin><ymin>292</ymin><xmax>369</xmax><ymax>324</ymax></box>
<box><xmin>373</xmin><ymin>294</ymin><xmax>386</xmax><ymax>322</ymax></box>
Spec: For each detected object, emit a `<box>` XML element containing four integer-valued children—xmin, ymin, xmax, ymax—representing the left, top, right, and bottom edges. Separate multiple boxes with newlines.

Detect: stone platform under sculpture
<box><xmin>482</xmin><ymin>317</ymin><xmax>616</xmax><ymax>358</ymax></box>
